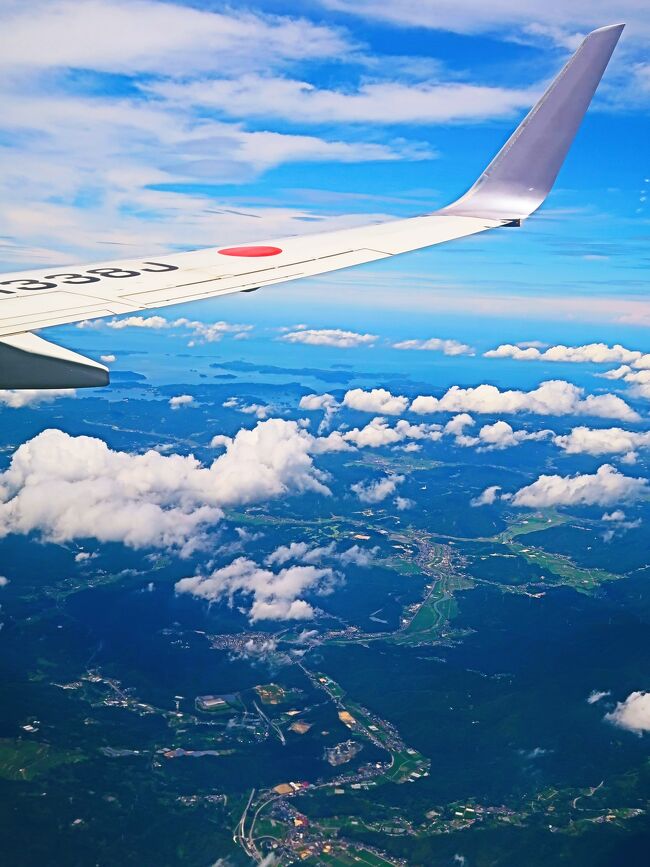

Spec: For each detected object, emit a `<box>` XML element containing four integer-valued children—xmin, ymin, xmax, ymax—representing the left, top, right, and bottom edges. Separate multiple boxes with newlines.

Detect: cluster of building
<box><xmin>324</xmin><ymin>739</ymin><xmax>363</xmax><ymax>766</ymax></box>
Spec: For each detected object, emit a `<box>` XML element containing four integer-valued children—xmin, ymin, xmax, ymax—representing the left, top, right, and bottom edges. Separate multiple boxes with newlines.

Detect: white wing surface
<box><xmin>0</xmin><ymin>24</ymin><xmax>624</xmax><ymax>389</ymax></box>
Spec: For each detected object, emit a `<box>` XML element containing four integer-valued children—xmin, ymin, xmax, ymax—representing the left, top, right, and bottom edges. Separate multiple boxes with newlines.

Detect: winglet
<box><xmin>439</xmin><ymin>24</ymin><xmax>624</xmax><ymax>221</ymax></box>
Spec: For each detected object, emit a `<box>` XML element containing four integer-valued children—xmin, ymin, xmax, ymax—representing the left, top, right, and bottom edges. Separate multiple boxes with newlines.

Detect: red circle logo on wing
<box><xmin>218</xmin><ymin>245</ymin><xmax>283</xmax><ymax>257</ymax></box>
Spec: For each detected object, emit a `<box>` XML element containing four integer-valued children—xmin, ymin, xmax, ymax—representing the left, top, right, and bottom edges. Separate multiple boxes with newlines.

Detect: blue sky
<box><xmin>1</xmin><ymin>0</ymin><xmax>649</xmax><ymax>341</ymax></box>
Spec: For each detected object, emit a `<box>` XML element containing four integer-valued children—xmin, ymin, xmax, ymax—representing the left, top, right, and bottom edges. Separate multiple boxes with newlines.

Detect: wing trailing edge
<box><xmin>0</xmin><ymin>332</ymin><xmax>109</xmax><ymax>389</ymax></box>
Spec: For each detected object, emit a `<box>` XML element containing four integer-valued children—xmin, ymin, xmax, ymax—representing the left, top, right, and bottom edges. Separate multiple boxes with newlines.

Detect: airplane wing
<box><xmin>0</xmin><ymin>24</ymin><xmax>624</xmax><ymax>389</ymax></box>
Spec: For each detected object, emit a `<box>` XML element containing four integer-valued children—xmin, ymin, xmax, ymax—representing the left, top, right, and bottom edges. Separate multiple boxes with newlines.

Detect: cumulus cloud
<box><xmin>175</xmin><ymin>556</ymin><xmax>338</xmax><ymax>622</ymax></box>
<box><xmin>554</xmin><ymin>426</ymin><xmax>650</xmax><ymax>460</ymax></box>
<box><xmin>343</xmin><ymin>416</ymin><xmax>441</xmax><ymax>448</ymax></box>
<box><xmin>600</xmin><ymin>366</ymin><xmax>650</xmax><ymax>400</ymax></box>
<box><xmin>104</xmin><ymin>315</ymin><xmax>252</xmax><ymax>344</ymax></box>
<box><xmin>444</xmin><ymin>413</ymin><xmax>475</xmax><ymax>436</ymax></box>
<box><xmin>343</xmin><ymin>387</ymin><xmax>409</xmax><ymax>416</ymax></box>
<box><xmin>600</xmin><ymin>508</ymin><xmax>641</xmax><ymax>542</ymax></box>
<box><xmin>0</xmin><ymin>421</ymin><xmax>329</xmax><ymax>552</ymax></box>
<box><xmin>351</xmin><ymin>472</ymin><xmax>404</xmax><ymax>503</ymax></box>
<box><xmin>310</xmin><ymin>431</ymin><xmax>354</xmax><ymax>453</ymax></box>
<box><xmin>456</xmin><ymin>420</ymin><xmax>552</xmax><ymax>451</ymax></box>
<box><xmin>510</xmin><ymin>464</ymin><xmax>648</xmax><ymax>508</ymax></box>
<box><xmin>587</xmin><ymin>690</ymin><xmax>610</xmax><ymax>705</ymax></box>
<box><xmin>299</xmin><ymin>393</ymin><xmax>338</xmax><ymax>412</ymax></box>
<box><xmin>280</xmin><ymin>328</ymin><xmax>377</xmax><ymax>348</ymax></box>
<box><xmin>169</xmin><ymin>394</ymin><xmax>195</xmax><ymax>410</ymax></box>
<box><xmin>395</xmin><ymin>496</ymin><xmax>414</xmax><ymax>510</ymax></box>
<box><xmin>299</xmin><ymin>392</ymin><xmax>339</xmax><ymax>432</ymax></box>
<box><xmin>105</xmin><ymin>315</ymin><xmax>169</xmax><ymax>330</ymax></box>
<box><xmin>265</xmin><ymin>540</ymin><xmax>376</xmax><ymax>568</ymax></box>
<box><xmin>74</xmin><ymin>551</ymin><xmax>96</xmax><ymax>563</ymax></box>
<box><xmin>223</xmin><ymin>397</ymin><xmax>272</xmax><ymax>419</ymax></box>
<box><xmin>604</xmin><ymin>692</ymin><xmax>650</xmax><ymax>735</ymax></box>
<box><xmin>470</xmin><ymin>485</ymin><xmax>501</xmax><ymax>507</ymax></box>
<box><xmin>602</xmin><ymin>510</ymin><xmax>626</xmax><ymax>523</ymax></box>
<box><xmin>174</xmin><ymin>318</ymin><xmax>253</xmax><ymax>345</ymax></box>
<box><xmin>202</xmin><ymin>419</ymin><xmax>331</xmax><ymax>507</ymax></box>
<box><xmin>100</xmin><ymin>354</ymin><xmax>116</xmax><ymax>363</ymax></box>
<box><xmin>0</xmin><ymin>389</ymin><xmax>76</xmax><ymax>408</ymax></box>
<box><xmin>0</xmin><ymin>576</ymin><xmax>9</xmax><ymax>587</ymax></box>
<box><xmin>485</xmin><ymin>341</ymin><xmax>650</xmax><ymax>367</ymax></box>
<box><xmin>410</xmin><ymin>380</ymin><xmax>639</xmax><ymax>422</ymax></box>
<box><xmin>392</xmin><ymin>337</ymin><xmax>475</xmax><ymax>356</ymax></box>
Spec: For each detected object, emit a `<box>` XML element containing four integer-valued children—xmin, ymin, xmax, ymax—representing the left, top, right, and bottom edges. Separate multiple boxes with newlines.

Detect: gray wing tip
<box><xmin>438</xmin><ymin>22</ymin><xmax>624</xmax><ymax>221</ymax></box>
<box><xmin>589</xmin><ymin>23</ymin><xmax>625</xmax><ymax>36</ymax></box>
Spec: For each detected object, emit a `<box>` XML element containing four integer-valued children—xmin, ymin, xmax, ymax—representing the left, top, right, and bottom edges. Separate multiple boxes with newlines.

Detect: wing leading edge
<box><xmin>0</xmin><ymin>24</ymin><xmax>624</xmax><ymax>389</ymax></box>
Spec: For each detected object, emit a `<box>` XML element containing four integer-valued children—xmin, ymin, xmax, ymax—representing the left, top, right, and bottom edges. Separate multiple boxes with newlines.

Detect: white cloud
<box><xmin>0</xmin><ymin>1</ymin><xmax>351</xmax><ymax>75</ymax></box>
<box><xmin>105</xmin><ymin>315</ymin><xmax>169</xmax><ymax>330</ymax></box>
<box><xmin>395</xmin><ymin>496</ymin><xmax>414</xmax><ymax>510</ymax></box>
<box><xmin>223</xmin><ymin>398</ymin><xmax>273</xmax><ymax>420</ymax></box>
<box><xmin>299</xmin><ymin>393</ymin><xmax>340</xmax><ymax>433</ymax></box>
<box><xmin>600</xmin><ymin>367</ymin><xmax>650</xmax><ymax>400</ymax></box>
<box><xmin>600</xmin><ymin>509</ymin><xmax>641</xmax><ymax>540</ymax></box>
<box><xmin>343</xmin><ymin>388</ymin><xmax>409</xmax><ymax>415</ymax></box>
<box><xmin>175</xmin><ymin>556</ymin><xmax>338</xmax><ymax>622</ymax></box>
<box><xmin>510</xmin><ymin>464</ymin><xmax>648</xmax><ymax>508</ymax></box>
<box><xmin>554</xmin><ymin>426</ymin><xmax>650</xmax><ymax>458</ymax></box>
<box><xmin>343</xmin><ymin>416</ymin><xmax>441</xmax><ymax>448</ymax></box>
<box><xmin>265</xmin><ymin>542</ymin><xmax>313</xmax><ymax>566</ymax></box>
<box><xmin>0</xmin><ymin>389</ymin><xmax>76</xmax><ymax>408</ymax></box>
<box><xmin>410</xmin><ymin>380</ymin><xmax>639</xmax><ymax>422</ymax></box>
<box><xmin>310</xmin><ymin>431</ymin><xmax>355</xmax><ymax>453</ymax></box>
<box><xmin>74</xmin><ymin>551</ymin><xmax>96</xmax><ymax>563</ymax></box>
<box><xmin>602</xmin><ymin>510</ymin><xmax>626</xmax><ymax>522</ymax></box>
<box><xmin>265</xmin><ymin>540</ymin><xmax>376</xmax><ymax>568</ymax></box>
<box><xmin>470</xmin><ymin>485</ymin><xmax>501</xmax><ymax>507</ymax></box>
<box><xmin>299</xmin><ymin>393</ymin><xmax>338</xmax><ymax>412</ymax></box>
<box><xmin>169</xmin><ymin>394</ymin><xmax>195</xmax><ymax>410</ymax></box>
<box><xmin>318</xmin><ymin>1</ymin><xmax>650</xmax><ymax>42</ymax></box>
<box><xmin>456</xmin><ymin>420</ymin><xmax>552</xmax><ymax>451</ymax></box>
<box><xmin>281</xmin><ymin>329</ymin><xmax>377</xmax><ymax>348</ymax></box>
<box><xmin>485</xmin><ymin>342</ymin><xmax>650</xmax><ymax>367</ymax></box>
<box><xmin>209</xmin><ymin>434</ymin><xmax>231</xmax><ymax>449</ymax></box>
<box><xmin>205</xmin><ymin>419</ymin><xmax>331</xmax><ymax>507</ymax></box>
<box><xmin>605</xmin><ymin>691</ymin><xmax>650</xmax><ymax>735</ymax></box>
<box><xmin>0</xmin><ymin>429</ymin><xmax>223</xmax><ymax>553</ymax></box>
<box><xmin>152</xmin><ymin>73</ymin><xmax>535</xmax><ymax>126</ymax></box>
<box><xmin>587</xmin><ymin>690</ymin><xmax>610</xmax><ymax>704</ymax></box>
<box><xmin>0</xmin><ymin>421</ymin><xmax>330</xmax><ymax>552</ymax></box>
<box><xmin>173</xmin><ymin>318</ymin><xmax>253</xmax><ymax>345</ymax></box>
<box><xmin>352</xmin><ymin>473</ymin><xmax>404</xmax><ymax>503</ymax></box>
<box><xmin>444</xmin><ymin>413</ymin><xmax>475</xmax><ymax>436</ymax></box>
<box><xmin>392</xmin><ymin>337</ymin><xmax>475</xmax><ymax>356</ymax></box>
<box><xmin>0</xmin><ymin>576</ymin><xmax>9</xmax><ymax>587</ymax></box>
<box><xmin>100</xmin><ymin>354</ymin><xmax>116</xmax><ymax>363</ymax></box>
<box><xmin>104</xmin><ymin>315</ymin><xmax>252</xmax><ymax>344</ymax></box>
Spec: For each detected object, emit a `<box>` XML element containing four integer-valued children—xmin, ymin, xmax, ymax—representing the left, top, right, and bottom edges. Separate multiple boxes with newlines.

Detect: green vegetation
<box><xmin>383</xmin><ymin>749</ymin><xmax>429</xmax><ymax>785</ymax></box>
<box><xmin>495</xmin><ymin>512</ymin><xmax>569</xmax><ymax>543</ymax></box>
<box><xmin>379</xmin><ymin>556</ymin><xmax>421</xmax><ymax>576</ymax></box>
<box><xmin>308</xmin><ymin>846</ymin><xmax>399</xmax><ymax>865</ymax></box>
<box><xmin>0</xmin><ymin>738</ymin><xmax>85</xmax><ymax>781</ymax></box>
<box><xmin>508</xmin><ymin>541</ymin><xmax>621</xmax><ymax>593</ymax></box>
